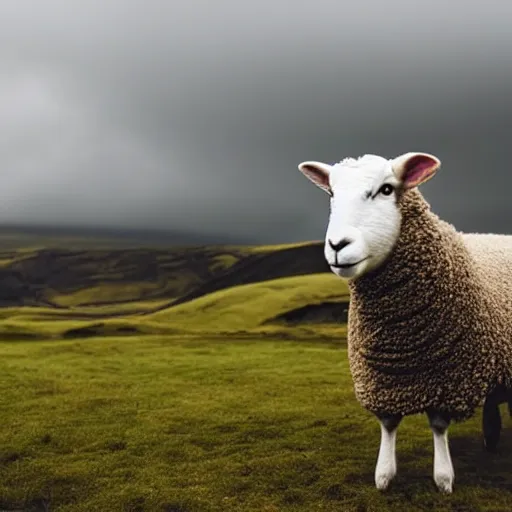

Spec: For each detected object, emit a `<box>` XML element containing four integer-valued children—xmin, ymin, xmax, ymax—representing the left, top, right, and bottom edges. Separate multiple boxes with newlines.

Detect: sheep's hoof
<box><xmin>375</xmin><ymin>471</ymin><xmax>395</xmax><ymax>491</ymax></box>
<box><xmin>434</xmin><ymin>472</ymin><xmax>454</xmax><ymax>494</ymax></box>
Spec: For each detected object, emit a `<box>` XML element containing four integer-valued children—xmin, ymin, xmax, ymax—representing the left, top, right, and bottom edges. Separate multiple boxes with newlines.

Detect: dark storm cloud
<box><xmin>0</xmin><ymin>0</ymin><xmax>511</xmax><ymax>243</ymax></box>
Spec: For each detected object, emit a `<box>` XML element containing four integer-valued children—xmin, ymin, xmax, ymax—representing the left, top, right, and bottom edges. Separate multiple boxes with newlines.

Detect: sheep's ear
<box><xmin>298</xmin><ymin>161</ymin><xmax>332</xmax><ymax>195</ymax></box>
<box><xmin>392</xmin><ymin>152</ymin><xmax>441</xmax><ymax>189</ymax></box>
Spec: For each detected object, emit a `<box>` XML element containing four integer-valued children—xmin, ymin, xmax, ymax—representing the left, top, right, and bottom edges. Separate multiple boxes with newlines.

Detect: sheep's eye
<box><xmin>378</xmin><ymin>184</ymin><xmax>394</xmax><ymax>196</ymax></box>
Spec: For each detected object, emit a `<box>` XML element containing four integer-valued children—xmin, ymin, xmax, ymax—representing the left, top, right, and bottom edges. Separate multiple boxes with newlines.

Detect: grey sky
<box><xmin>0</xmin><ymin>0</ymin><xmax>511</xmax><ymax>243</ymax></box>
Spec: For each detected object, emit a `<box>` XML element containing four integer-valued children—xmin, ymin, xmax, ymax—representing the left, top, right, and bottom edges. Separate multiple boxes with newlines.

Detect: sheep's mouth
<box><xmin>331</xmin><ymin>257</ymin><xmax>369</xmax><ymax>269</ymax></box>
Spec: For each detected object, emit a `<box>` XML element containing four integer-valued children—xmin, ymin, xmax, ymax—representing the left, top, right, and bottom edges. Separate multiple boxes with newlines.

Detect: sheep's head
<box><xmin>298</xmin><ymin>152</ymin><xmax>441</xmax><ymax>280</ymax></box>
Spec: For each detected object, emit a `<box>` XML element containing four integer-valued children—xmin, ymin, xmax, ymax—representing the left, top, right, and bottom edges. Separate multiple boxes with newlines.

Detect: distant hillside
<box><xmin>0</xmin><ymin>229</ymin><xmax>351</xmax><ymax>338</ymax></box>
<box><xmin>0</xmin><ymin>246</ymin><xmax>246</xmax><ymax>307</ymax></box>
<box><xmin>2</xmin><ymin>273</ymin><xmax>349</xmax><ymax>340</ymax></box>
<box><xmin>155</xmin><ymin>241</ymin><xmax>331</xmax><ymax>310</ymax></box>
<box><xmin>0</xmin><ymin>238</ymin><xmax>330</xmax><ymax>309</ymax></box>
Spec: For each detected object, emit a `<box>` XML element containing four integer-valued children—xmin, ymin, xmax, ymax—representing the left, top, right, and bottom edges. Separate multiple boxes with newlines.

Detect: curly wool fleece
<box><xmin>347</xmin><ymin>188</ymin><xmax>512</xmax><ymax>422</ymax></box>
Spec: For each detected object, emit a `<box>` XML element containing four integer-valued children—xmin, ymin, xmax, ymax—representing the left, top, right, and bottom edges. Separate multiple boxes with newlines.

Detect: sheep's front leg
<box><xmin>427</xmin><ymin>410</ymin><xmax>454</xmax><ymax>493</ymax></box>
<box><xmin>374</xmin><ymin>413</ymin><xmax>402</xmax><ymax>491</ymax></box>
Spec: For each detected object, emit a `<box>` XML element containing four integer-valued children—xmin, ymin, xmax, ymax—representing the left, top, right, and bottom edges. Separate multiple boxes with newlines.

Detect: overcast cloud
<box><xmin>0</xmin><ymin>0</ymin><xmax>511</xmax><ymax>243</ymax></box>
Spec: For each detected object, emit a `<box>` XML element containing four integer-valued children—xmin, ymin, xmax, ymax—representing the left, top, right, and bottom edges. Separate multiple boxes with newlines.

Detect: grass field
<box><xmin>1</xmin><ymin>237</ymin><xmax>511</xmax><ymax>511</ymax></box>
<box><xmin>2</xmin><ymin>334</ymin><xmax>512</xmax><ymax>512</ymax></box>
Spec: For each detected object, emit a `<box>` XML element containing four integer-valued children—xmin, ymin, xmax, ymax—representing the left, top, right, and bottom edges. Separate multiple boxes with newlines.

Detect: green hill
<box><xmin>0</xmin><ymin>234</ymin><xmax>348</xmax><ymax>339</ymax></box>
<box><xmin>0</xmin><ymin>246</ymin><xmax>248</xmax><ymax>308</ymax></box>
<box><xmin>0</xmin><ymin>240</ymin><xmax>330</xmax><ymax>311</ymax></box>
<box><xmin>148</xmin><ymin>273</ymin><xmax>349</xmax><ymax>332</ymax></box>
<box><xmin>0</xmin><ymin>273</ymin><xmax>349</xmax><ymax>340</ymax></box>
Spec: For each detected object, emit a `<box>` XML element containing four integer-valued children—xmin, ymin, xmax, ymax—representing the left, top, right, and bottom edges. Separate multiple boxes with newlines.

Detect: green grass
<box><xmin>72</xmin><ymin>298</ymin><xmax>172</xmax><ymax>315</ymax></box>
<box><xmin>244</xmin><ymin>241</ymin><xmax>321</xmax><ymax>253</ymax></box>
<box><xmin>208</xmin><ymin>254</ymin><xmax>241</xmax><ymax>273</ymax></box>
<box><xmin>0</xmin><ymin>274</ymin><xmax>349</xmax><ymax>340</ymax></box>
<box><xmin>149</xmin><ymin>273</ymin><xmax>349</xmax><ymax>332</ymax></box>
<box><xmin>0</xmin><ymin>238</ymin><xmax>509</xmax><ymax>510</ymax></box>
<box><xmin>1</xmin><ymin>334</ymin><xmax>512</xmax><ymax>511</ymax></box>
<box><xmin>52</xmin><ymin>283</ymin><xmax>169</xmax><ymax>307</ymax></box>
<box><xmin>0</xmin><ymin>300</ymin><xmax>170</xmax><ymax>322</ymax></box>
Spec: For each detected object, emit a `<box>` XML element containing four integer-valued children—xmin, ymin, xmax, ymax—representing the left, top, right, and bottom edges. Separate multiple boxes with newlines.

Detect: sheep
<box><xmin>296</xmin><ymin>152</ymin><xmax>512</xmax><ymax>494</ymax></box>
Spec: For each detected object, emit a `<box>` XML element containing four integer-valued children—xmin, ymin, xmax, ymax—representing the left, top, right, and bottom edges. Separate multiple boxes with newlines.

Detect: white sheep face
<box><xmin>298</xmin><ymin>152</ymin><xmax>441</xmax><ymax>281</ymax></box>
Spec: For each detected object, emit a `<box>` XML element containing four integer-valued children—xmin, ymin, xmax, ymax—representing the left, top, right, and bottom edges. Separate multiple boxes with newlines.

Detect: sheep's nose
<box><xmin>328</xmin><ymin>238</ymin><xmax>352</xmax><ymax>252</ymax></box>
